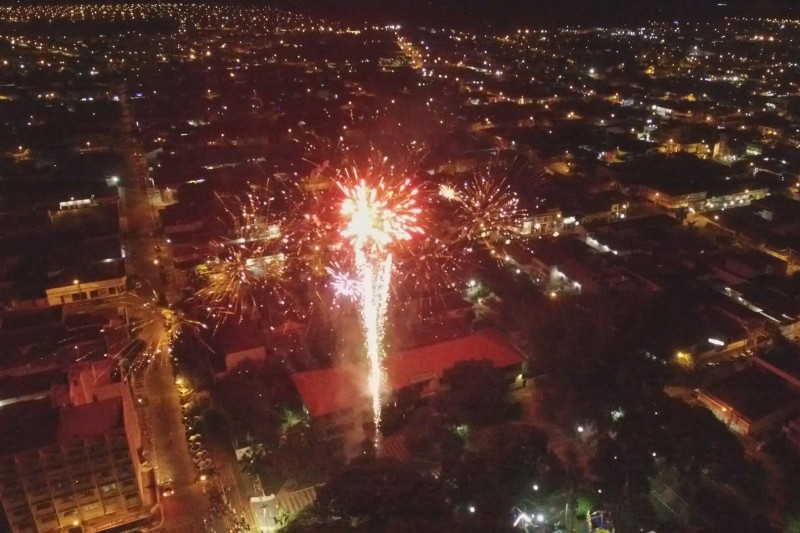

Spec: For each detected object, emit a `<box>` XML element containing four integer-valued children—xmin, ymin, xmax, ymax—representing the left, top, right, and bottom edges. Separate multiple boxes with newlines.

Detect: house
<box><xmin>697</xmin><ymin>367</ymin><xmax>800</xmax><ymax>437</ymax></box>
<box><xmin>506</xmin><ymin>238</ymin><xmax>600</xmax><ymax>294</ymax></box>
<box><xmin>211</xmin><ymin>320</ymin><xmax>267</xmax><ymax>377</ymax></box>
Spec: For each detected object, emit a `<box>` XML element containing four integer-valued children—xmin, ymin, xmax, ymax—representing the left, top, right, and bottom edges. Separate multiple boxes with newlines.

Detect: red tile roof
<box><xmin>291</xmin><ymin>331</ymin><xmax>523</xmax><ymax>418</ymax></box>
<box><xmin>290</xmin><ymin>365</ymin><xmax>364</xmax><ymax>418</ymax></box>
<box><xmin>386</xmin><ymin>330</ymin><xmax>522</xmax><ymax>389</ymax></box>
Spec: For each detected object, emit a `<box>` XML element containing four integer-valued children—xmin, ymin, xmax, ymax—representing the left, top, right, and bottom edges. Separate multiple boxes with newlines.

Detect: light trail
<box><xmin>338</xmin><ymin>172</ymin><xmax>422</xmax><ymax>444</ymax></box>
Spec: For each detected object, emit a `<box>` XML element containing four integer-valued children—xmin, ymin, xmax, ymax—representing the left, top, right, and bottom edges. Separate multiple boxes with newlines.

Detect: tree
<box><xmin>786</xmin><ymin>513</ymin><xmax>800</xmax><ymax>533</ymax></box>
<box><xmin>436</xmin><ymin>359</ymin><xmax>510</xmax><ymax>426</ymax></box>
<box><xmin>283</xmin><ymin>459</ymin><xmax>450</xmax><ymax>531</ymax></box>
<box><xmin>379</xmin><ymin>386</ymin><xmax>422</xmax><ymax>436</ymax></box>
<box><xmin>264</xmin><ymin>409</ymin><xmax>333</xmax><ymax>481</ymax></box>
<box><xmin>239</xmin><ymin>444</ymin><xmax>266</xmax><ymax>476</ymax></box>
<box><xmin>659</xmin><ymin>397</ymin><xmax>746</xmax><ymax>484</ymax></box>
<box><xmin>442</xmin><ymin>424</ymin><xmax>562</xmax><ymax>523</ymax></box>
<box><xmin>213</xmin><ymin>359</ymin><xmax>299</xmax><ymax>447</ymax></box>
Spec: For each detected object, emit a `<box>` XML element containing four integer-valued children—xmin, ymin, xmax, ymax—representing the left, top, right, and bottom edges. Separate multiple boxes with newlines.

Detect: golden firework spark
<box><xmin>196</xmin><ymin>187</ymin><xmax>295</xmax><ymax>325</ymax></box>
<box><xmin>337</xmin><ymin>163</ymin><xmax>423</xmax><ymax>442</ymax></box>
<box><xmin>439</xmin><ymin>172</ymin><xmax>526</xmax><ymax>249</ymax></box>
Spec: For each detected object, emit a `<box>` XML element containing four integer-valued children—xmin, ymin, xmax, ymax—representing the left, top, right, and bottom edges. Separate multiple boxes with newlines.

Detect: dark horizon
<box><xmin>7</xmin><ymin>0</ymin><xmax>800</xmax><ymax>28</ymax></box>
<box><xmin>270</xmin><ymin>0</ymin><xmax>797</xmax><ymax>29</ymax></box>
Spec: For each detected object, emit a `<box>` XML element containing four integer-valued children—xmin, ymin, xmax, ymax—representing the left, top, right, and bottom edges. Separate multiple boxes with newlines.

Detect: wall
<box><xmin>46</xmin><ymin>276</ymin><xmax>127</xmax><ymax>306</ymax></box>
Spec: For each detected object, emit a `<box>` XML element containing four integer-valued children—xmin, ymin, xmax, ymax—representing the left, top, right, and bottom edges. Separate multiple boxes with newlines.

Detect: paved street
<box><xmin>117</xmin><ymin>95</ymin><xmax>256</xmax><ymax>532</ymax></box>
<box><xmin>118</xmin><ymin>98</ymin><xmax>215</xmax><ymax>532</ymax></box>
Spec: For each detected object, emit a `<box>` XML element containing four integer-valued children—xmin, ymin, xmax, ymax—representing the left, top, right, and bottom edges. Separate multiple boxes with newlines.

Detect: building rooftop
<box><xmin>0</xmin><ymin>366</ymin><xmax>65</xmax><ymax>403</ymax></box>
<box><xmin>703</xmin><ymin>367</ymin><xmax>799</xmax><ymax>422</ymax></box>
<box><xmin>45</xmin><ymin>259</ymin><xmax>126</xmax><ymax>289</ymax></box>
<box><xmin>290</xmin><ymin>365</ymin><xmax>364</xmax><ymax>419</ymax></box>
<box><xmin>0</xmin><ymin>305</ymin><xmax>63</xmax><ymax>332</ymax></box>
<box><xmin>292</xmin><ymin>331</ymin><xmax>523</xmax><ymax>418</ymax></box>
<box><xmin>614</xmin><ymin>152</ymin><xmax>733</xmax><ymax>196</ymax></box>
<box><xmin>756</xmin><ymin>349</ymin><xmax>800</xmax><ymax>387</ymax></box>
<box><xmin>386</xmin><ymin>330</ymin><xmax>522</xmax><ymax>389</ymax></box>
<box><xmin>58</xmin><ymin>396</ymin><xmax>124</xmax><ymax>443</ymax></box>
<box><xmin>212</xmin><ymin>318</ymin><xmax>265</xmax><ymax>355</ymax></box>
<box><xmin>0</xmin><ymin>399</ymin><xmax>60</xmax><ymax>455</ymax></box>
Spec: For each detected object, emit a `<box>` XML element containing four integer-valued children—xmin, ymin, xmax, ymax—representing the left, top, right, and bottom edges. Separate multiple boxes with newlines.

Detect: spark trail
<box><xmin>338</xmin><ymin>173</ymin><xmax>422</xmax><ymax>443</ymax></box>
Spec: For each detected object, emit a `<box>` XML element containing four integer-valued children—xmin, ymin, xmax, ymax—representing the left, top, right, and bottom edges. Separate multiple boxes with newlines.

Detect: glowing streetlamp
<box><xmin>73</xmin><ymin>278</ymin><xmax>82</xmax><ymax>301</ymax></box>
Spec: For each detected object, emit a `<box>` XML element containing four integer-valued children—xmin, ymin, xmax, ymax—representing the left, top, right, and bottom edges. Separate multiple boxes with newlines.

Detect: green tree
<box><xmin>442</xmin><ymin>424</ymin><xmax>562</xmax><ymax>522</ymax></box>
<box><xmin>213</xmin><ymin>359</ymin><xmax>298</xmax><ymax>447</ymax></box>
<box><xmin>659</xmin><ymin>397</ymin><xmax>746</xmax><ymax>483</ymax></box>
<box><xmin>283</xmin><ymin>459</ymin><xmax>450</xmax><ymax>531</ymax></box>
<box><xmin>436</xmin><ymin>359</ymin><xmax>511</xmax><ymax>426</ymax></box>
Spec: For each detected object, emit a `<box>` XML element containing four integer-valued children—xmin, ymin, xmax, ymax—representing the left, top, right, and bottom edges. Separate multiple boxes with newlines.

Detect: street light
<box><xmin>73</xmin><ymin>278</ymin><xmax>82</xmax><ymax>301</ymax></box>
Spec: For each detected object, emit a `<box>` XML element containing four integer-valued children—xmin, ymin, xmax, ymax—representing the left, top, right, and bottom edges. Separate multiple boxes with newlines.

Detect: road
<box><xmin>117</xmin><ymin>94</ymin><xmax>256</xmax><ymax>532</ymax></box>
<box><xmin>117</xmin><ymin>96</ymin><xmax>215</xmax><ymax>532</ymax></box>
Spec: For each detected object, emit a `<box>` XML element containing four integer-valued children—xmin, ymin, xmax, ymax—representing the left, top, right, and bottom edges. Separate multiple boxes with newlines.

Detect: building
<box><xmin>519</xmin><ymin>208</ymin><xmax>564</xmax><ymax>236</ymax></box>
<box><xmin>43</xmin><ymin>206</ymin><xmax>126</xmax><ymax>307</ymax></box>
<box><xmin>210</xmin><ymin>320</ymin><xmax>267</xmax><ymax>378</ymax></box>
<box><xmin>753</xmin><ymin>349</ymin><xmax>800</xmax><ymax>393</ymax></box>
<box><xmin>697</xmin><ymin>367</ymin><xmax>800</xmax><ymax>437</ymax></box>
<box><xmin>0</xmin><ymin>360</ymin><xmax>149</xmax><ymax>533</ymax></box>
<box><xmin>612</xmin><ymin>153</ymin><xmax>769</xmax><ymax>212</ymax></box>
<box><xmin>291</xmin><ymin>331</ymin><xmax>524</xmax><ymax>440</ymax></box>
<box><xmin>45</xmin><ymin>263</ymin><xmax>127</xmax><ymax>307</ymax></box>
<box><xmin>506</xmin><ymin>238</ymin><xmax>600</xmax><ymax>294</ymax></box>
<box><xmin>721</xmin><ymin>250</ymin><xmax>787</xmax><ymax>280</ymax></box>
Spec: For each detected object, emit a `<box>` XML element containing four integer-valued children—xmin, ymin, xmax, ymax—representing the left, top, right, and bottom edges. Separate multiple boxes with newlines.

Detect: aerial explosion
<box><xmin>197</xmin><ymin>189</ymin><xmax>294</xmax><ymax>326</ymax></box>
<box><xmin>438</xmin><ymin>173</ymin><xmax>526</xmax><ymax>254</ymax></box>
<box><xmin>338</xmin><ymin>170</ymin><xmax>423</xmax><ymax>440</ymax></box>
<box><xmin>184</xmin><ymin>157</ymin><xmax>525</xmax><ymax>449</ymax></box>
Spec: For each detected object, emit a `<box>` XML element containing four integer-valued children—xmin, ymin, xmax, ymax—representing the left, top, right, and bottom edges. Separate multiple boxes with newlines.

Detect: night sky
<box><xmin>273</xmin><ymin>0</ymin><xmax>798</xmax><ymax>29</ymax></box>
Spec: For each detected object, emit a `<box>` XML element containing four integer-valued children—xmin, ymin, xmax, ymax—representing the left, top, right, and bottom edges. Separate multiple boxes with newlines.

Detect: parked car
<box><xmin>195</xmin><ymin>459</ymin><xmax>214</xmax><ymax>471</ymax></box>
<box><xmin>193</xmin><ymin>451</ymin><xmax>210</xmax><ymax>462</ymax></box>
<box><xmin>159</xmin><ymin>480</ymin><xmax>174</xmax><ymax>498</ymax></box>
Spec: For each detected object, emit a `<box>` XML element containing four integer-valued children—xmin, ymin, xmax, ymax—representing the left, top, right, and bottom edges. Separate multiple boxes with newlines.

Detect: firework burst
<box><xmin>176</xmin><ymin>154</ymin><xmax>531</xmax><ymax>449</ymax></box>
<box><xmin>336</xmin><ymin>163</ymin><xmax>423</xmax><ymax>443</ymax></box>
<box><xmin>439</xmin><ymin>173</ymin><xmax>526</xmax><ymax>250</ymax></box>
<box><xmin>326</xmin><ymin>265</ymin><xmax>359</xmax><ymax>301</ymax></box>
<box><xmin>196</xmin><ymin>188</ymin><xmax>295</xmax><ymax>325</ymax></box>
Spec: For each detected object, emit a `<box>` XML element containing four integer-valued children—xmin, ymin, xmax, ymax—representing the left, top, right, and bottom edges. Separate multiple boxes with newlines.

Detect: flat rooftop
<box><xmin>0</xmin><ymin>399</ymin><xmax>60</xmax><ymax>455</ymax></box>
<box><xmin>757</xmin><ymin>348</ymin><xmax>800</xmax><ymax>383</ymax></box>
<box><xmin>0</xmin><ymin>396</ymin><xmax>124</xmax><ymax>456</ymax></box>
<box><xmin>703</xmin><ymin>367</ymin><xmax>799</xmax><ymax>421</ymax></box>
